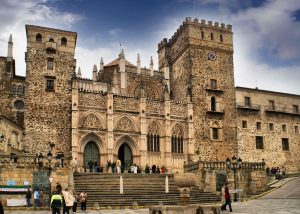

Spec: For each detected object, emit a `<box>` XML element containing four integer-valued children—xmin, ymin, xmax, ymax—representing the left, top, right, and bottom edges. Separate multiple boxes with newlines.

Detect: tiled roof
<box><xmin>105</xmin><ymin>58</ymin><xmax>136</xmax><ymax>67</ymax></box>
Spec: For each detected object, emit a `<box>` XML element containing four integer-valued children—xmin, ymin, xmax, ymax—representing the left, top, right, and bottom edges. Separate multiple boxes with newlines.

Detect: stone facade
<box><xmin>158</xmin><ymin>17</ymin><xmax>236</xmax><ymax>161</ymax></box>
<box><xmin>0</xmin><ymin>18</ymin><xmax>299</xmax><ymax>176</ymax></box>
<box><xmin>236</xmin><ymin>87</ymin><xmax>300</xmax><ymax>172</ymax></box>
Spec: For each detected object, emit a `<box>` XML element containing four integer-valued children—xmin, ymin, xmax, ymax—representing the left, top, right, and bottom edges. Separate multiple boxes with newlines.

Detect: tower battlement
<box><xmin>158</xmin><ymin>17</ymin><xmax>232</xmax><ymax>49</ymax></box>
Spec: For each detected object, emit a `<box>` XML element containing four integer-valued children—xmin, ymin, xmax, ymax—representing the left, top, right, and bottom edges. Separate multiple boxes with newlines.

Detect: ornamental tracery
<box><xmin>81</xmin><ymin>114</ymin><xmax>103</xmax><ymax>129</ymax></box>
<box><xmin>148</xmin><ymin>121</ymin><xmax>160</xmax><ymax>135</ymax></box>
<box><xmin>115</xmin><ymin>117</ymin><xmax>135</xmax><ymax>132</ymax></box>
<box><xmin>172</xmin><ymin>123</ymin><xmax>184</xmax><ymax>136</ymax></box>
<box><xmin>133</xmin><ymin>84</ymin><xmax>158</xmax><ymax>99</ymax></box>
<box><xmin>113</xmin><ymin>97</ymin><xmax>139</xmax><ymax>111</ymax></box>
<box><xmin>79</xmin><ymin>93</ymin><xmax>106</xmax><ymax>107</ymax></box>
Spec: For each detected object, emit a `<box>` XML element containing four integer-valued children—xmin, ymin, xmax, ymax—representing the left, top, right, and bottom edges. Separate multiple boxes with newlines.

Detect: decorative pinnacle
<box><xmin>150</xmin><ymin>56</ymin><xmax>153</xmax><ymax>65</ymax></box>
<box><xmin>100</xmin><ymin>58</ymin><xmax>104</xmax><ymax>65</ymax></box>
<box><xmin>93</xmin><ymin>64</ymin><xmax>97</xmax><ymax>71</ymax></box>
<box><xmin>77</xmin><ymin>67</ymin><xmax>82</xmax><ymax>77</ymax></box>
<box><xmin>164</xmin><ymin>58</ymin><xmax>169</xmax><ymax>67</ymax></box>
<box><xmin>119</xmin><ymin>49</ymin><xmax>125</xmax><ymax>59</ymax></box>
<box><xmin>137</xmin><ymin>54</ymin><xmax>140</xmax><ymax>62</ymax></box>
<box><xmin>8</xmin><ymin>34</ymin><xmax>13</xmax><ymax>43</ymax></box>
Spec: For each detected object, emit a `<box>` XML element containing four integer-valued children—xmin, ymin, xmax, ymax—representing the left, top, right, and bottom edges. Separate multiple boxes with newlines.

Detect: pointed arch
<box><xmin>147</xmin><ymin>120</ymin><xmax>161</xmax><ymax>135</ymax></box>
<box><xmin>114</xmin><ymin>135</ymin><xmax>139</xmax><ymax>156</ymax></box>
<box><xmin>172</xmin><ymin>123</ymin><xmax>184</xmax><ymax>136</ymax></box>
<box><xmin>147</xmin><ymin>120</ymin><xmax>161</xmax><ymax>152</ymax></box>
<box><xmin>130</xmin><ymin>80</ymin><xmax>160</xmax><ymax>99</ymax></box>
<box><xmin>171</xmin><ymin>123</ymin><xmax>184</xmax><ymax>154</ymax></box>
<box><xmin>79</xmin><ymin>112</ymin><xmax>104</xmax><ymax>129</ymax></box>
<box><xmin>114</xmin><ymin>116</ymin><xmax>136</xmax><ymax>132</ymax></box>
<box><xmin>79</xmin><ymin>132</ymin><xmax>105</xmax><ymax>153</ymax></box>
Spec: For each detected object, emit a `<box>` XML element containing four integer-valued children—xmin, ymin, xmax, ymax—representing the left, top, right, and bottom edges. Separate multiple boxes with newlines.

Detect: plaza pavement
<box><xmin>4</xmin><ymin>177</ymin><xmax>300</xmax><ymax>214</ymax></box>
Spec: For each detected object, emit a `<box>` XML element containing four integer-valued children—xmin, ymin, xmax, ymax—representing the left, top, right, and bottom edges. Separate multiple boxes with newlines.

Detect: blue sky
<box><xmin>0</xmin><ymin>0</ymin><xmax>299</xmax><ymax>94</ymax></box>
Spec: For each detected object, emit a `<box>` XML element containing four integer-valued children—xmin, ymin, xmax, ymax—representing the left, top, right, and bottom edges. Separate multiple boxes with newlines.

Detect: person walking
<box><xmin>33</xmin><ymin>189</ymin><xmax>39</xmax><ymax>209</ymax></box>
<box><xmin>25</xmin><ymin>188</ymin><xmax>32</xmax><ymax>207</ymax></box>
<box><xmin>39</xmin><ymin>189</ymin><xmax>43</xmax><ymax>208</ymax></box>
<box><xmin>80</xmin><ymin>191</ymin><xmax>87</xmax><ymax>211</ymax></box>
<box><xmin>88</xmin><ymin>160</ymin><xmax>93</xmax><ymax>172</ymax></box>
<box><xmin>62</xmin><ymin>188</ymin><xmax>74</xmax><ymax>214</ymax></box>
<box><xmin>72</xmin><ymin>191</ymin><xmax>79</xmax><ymax>214</ymax></box>
<box><xmin>221</xmin><ymin>183</ymin><xmax>232</xmax><ymax>212</ymax></box>
<box><xmin>50</xmin><ymin>186</ymin><xmax>63</xmax><ymax>214</ymax></box>
<box><xmin>116</xmin><ymin>159</ymin><xmax>121</xmax><ymax>173</ymax></box>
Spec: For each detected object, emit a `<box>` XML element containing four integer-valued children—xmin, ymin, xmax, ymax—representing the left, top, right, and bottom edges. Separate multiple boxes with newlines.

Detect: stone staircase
<box><xmin>74</xmin><ymin>173</ymin><xmax>221</xmax><ymax>207</ymax></box>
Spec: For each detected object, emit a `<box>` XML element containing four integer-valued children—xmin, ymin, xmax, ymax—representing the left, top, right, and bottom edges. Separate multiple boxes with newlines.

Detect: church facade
<box><xmin>0</xmin><ymin>18</ymin><xmax>299</xmax><ymax>173</ymax></box>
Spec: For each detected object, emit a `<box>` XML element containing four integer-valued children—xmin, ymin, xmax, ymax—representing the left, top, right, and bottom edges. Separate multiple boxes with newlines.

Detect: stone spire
<box><xmin>77</xmin><ymin>67</ymin><xmax>82</xmax><ymax>78</ymax></box>
<box><xmin>150</xmin><ymin>56</ymin><xmax>154</xmax><ymax>76</ymax></box>
<box><xmin>119</xmin><ymin>49</ymin><xmax>126</xmax><ymax>89</ymax></box>
<box><xmin>100</xmin><ymin>58</ymin><xmax>104</xmax><ymax>71</ymax></box>
<box><xmin>137</xmin><ymin>54</ymin><xmax>141</xmax><ymax>74</ymax></box>
<box><xmin>163</xmin><ymin>58</ymin><xmax>169</xmax><ymax>80</ymax></box>
<box><xmin>93</xmin><ymin>64</ymin><xmax>97</xmax><ymax>81</ymax></box>
<box><xmin>7</xmin><ymin>34</ymin><xmax>13</xmax><ymax>61</ymax></box>
<box><xmin>112</xmin><ymin>68</ymin><xmax>119</xmax><ymax>94</ymax></box>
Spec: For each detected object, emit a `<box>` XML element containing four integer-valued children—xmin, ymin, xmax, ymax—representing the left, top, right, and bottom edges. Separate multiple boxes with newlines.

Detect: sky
<box><xmin>0</xmin><ymin>0</ymin><xmax>299</xmax><ymax>94</ymax></box>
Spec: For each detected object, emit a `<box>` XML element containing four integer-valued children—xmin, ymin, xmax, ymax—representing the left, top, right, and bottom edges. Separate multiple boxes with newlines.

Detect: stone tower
<box><xmin>24</xmin><ymin>25</ymin><xmax>77</xmax><ymax>155</ymax></box>
<box><xmin>158</xmin><ymin>17</ymin><xmax>236</xmax><ymax>161</ymax></box>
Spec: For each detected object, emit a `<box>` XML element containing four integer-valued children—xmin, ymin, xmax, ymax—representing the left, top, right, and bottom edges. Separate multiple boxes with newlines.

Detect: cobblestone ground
<box><xmin>222</xmin><ymin>177</ymin><xmax>300</xmax><ymax>214</ymax></box>
<box><xmin>4</xmin><ymin>178</ymin><xmax>300</xmax><ymax>214</ymax></box>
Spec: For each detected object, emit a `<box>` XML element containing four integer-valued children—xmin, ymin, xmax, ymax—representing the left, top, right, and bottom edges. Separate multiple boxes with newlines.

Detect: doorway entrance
<box><xmin>83</xmin><ymin>141</ymin><xmax>100</xmax><ymax>169</ymax></box>
<box><xmin>118</xmin><ymin>143</ymin><xmax>133</xmax><ymax>171</ymax></box>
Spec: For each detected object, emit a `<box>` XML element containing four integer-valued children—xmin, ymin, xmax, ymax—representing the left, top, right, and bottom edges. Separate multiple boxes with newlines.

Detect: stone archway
<box><xmin>83</xmin><ymin>141</ymin><xmax>100</xmax><ymax>170</ymax></box>
<box><xmin>118</xmin><ymin>142</ymin><xmax>133</xmax><ymax>171</ymax></box>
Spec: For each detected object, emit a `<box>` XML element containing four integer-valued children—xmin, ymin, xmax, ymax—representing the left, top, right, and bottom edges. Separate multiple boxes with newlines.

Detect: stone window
<box><xmin>211</xmin><ymin>97</ymin><xmax>216</xmax><ymax>111</ymax></box>
<box><xmin>201</xmin><ymin>31</ymin><xmax>204</xmax><ymax>39</ymax></box>
<box><xmin>242</xmin><ymin>120</ymin><xmax>247</xmax><ymax>128</ymax></box>
<box><xmin>45</xmin><ymin>78</ymin><xmax>55</xmax><ymax>91</ymax></box>
<box><xmin>36</xmin><ymin>33</ymin><xmax>42</xmax><ymax>43</ymax></box>
<box><xmin>256</xmin><ymin>122</ymin><xmax>261</xmax><ymax>130</ymax></box>
<box><xmin>47</xmin><ymin>58</ymin><xmax>54</xmax><ymax>70</ymax></box>
<box><xmin>212</xmin><ymin>128</ymin><xmax>219</xmax><ymax>140</ymax></box>
<box><xmin>269</xmin><ymin>100</ymin><xmax>275</xmax><ymax>110</ymax></box>
<box><xmin>49</xmin><ymin>38</ymin><xmax>54</xmax><ymax>42</ymax></box>
<box><xmin>147</xmin><ymin>134</ymin><xmax>160</xmax><ymax>152</ymax></box>
<box><xmin>293</xmin><ymin>105</ymin><xmax>299</xmax><ymax>113</ymax></box>
<box><xmin>282</xmin><ymin>124</ymin><xmax>287</xmax><ymax>133</ymax></box>
<box><xmin>11</xmin><ymin>84</ymin><xmax>16</xmax><ymax>94</ymax></box>
<box><xmin>17</xmin><ymin>85</ymin><xmax>23</xmax><ymax>95</ymax></box>
<box><xmin>295</xmin><ymin>125</ymin><xmax>299</xmax><ymax>134</ymax></box>
<box><xmin>61</xmin><ymin>37</ymin><xmax>67</xmax><ymax>46</ymax></box>
<box><xmin>210</xmin><ymin>79</ymin><xmax>217</xmax><ymax>89</ymax></box>
<box><xmin>255</xmin><ymin>136</ymin><xmax>264</xmax><ymax>149</ymax></box>
<box><xmin>244</xmin><ymin>97</ymin><xmax>251</xmax><ymax>107</ymax></box>
<box><xmin>220</xmin><ymin>34</ymin><xmax>223</xmax><ymax>42</ymax></box>
<box><xmin>210</xmin><ymin>33</ymin><xmax>214</xmax><ymax>40</ymax></box>
<box><xmin>282</xmin><ymin>138</ymin><xmax>289</xmax><ymax>151</ymax></box>
<box><xmin>14</xmin><ymin>100</ymin><xmax>24</xmax><ymax>110</ymax></box>
<box><xmin>171</xmin><ymin>135</ymin><xmax>183</xmax><ymax>153</ymax></box>
<box><xmin>269</xmin><ymin>123</ymin><xmax>274</xmax><ymax>131</ymax></box>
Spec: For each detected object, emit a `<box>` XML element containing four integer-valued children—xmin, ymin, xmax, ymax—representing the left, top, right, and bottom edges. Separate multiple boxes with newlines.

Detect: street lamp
<box><xmin>226</xmin><ymin>156</ymin><xmax>242</xmax><ymax>202</ymax></box>
<box><xmin>47</xmin><ymin>151</ymin><xmax>53</xmax><ymax>163</ymax></box>
<box><xmin>38</xmin><ymin>153</ymin><xmax>44</xmax><ymax>167</ymax></box>
<box><xmin>0</xmin><ymin>133</ymin><xmax>4</xmax><ymax>142</ymax></box>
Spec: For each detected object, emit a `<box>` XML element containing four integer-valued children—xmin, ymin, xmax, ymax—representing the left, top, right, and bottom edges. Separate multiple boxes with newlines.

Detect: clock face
<box><xmin>208</xmin><ymin>52</ymin><xmax>217</xmax><ymax>61</ymax></box>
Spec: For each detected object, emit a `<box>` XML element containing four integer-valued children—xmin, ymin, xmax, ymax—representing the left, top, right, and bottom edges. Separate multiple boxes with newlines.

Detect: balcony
<box><xmin>46</xmin><ymin>41</ymin><xmax>57</xmax><ymax>51</ymax></box>
<box><xmin>205</xmin><ymin>85</ymin><xmax>224</xmax><ymax>93</ymax></box>
<box><xmin>265</xmin><ymin>105</ymin><xmax>300</xmax><ymax>116</ymax></box>
<box><xmin>236</xmin><ymin>102</ymin><xmax>261</xmax><ymax>111</ymax></box>
<box><xmin>207</xmin><ymin>108</ymin><xmax>225</xmax><ymax>115</ymax></box>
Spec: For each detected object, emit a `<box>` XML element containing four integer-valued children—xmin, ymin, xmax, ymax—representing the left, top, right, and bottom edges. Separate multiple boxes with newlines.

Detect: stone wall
<box><xmin>24</xmin><ymin>25</ymin><xmax>77</xmax><ymax>156</ymax></box>
<box><xmin>236</xmin><ymin>87</ymin><xmax>300</xmax><ymax>172</ymax></box>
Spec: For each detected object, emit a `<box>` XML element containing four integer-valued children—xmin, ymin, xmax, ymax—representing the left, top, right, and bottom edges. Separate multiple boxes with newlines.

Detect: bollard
<box><xmin>165</xmin><ymin>175</ymin><xmax>169</xmax><ymax>193</ymax></box>
<box><xmin>120</xmin><ymin>175</ymin><xmax>123</xmax><ymax>194</ymax></box>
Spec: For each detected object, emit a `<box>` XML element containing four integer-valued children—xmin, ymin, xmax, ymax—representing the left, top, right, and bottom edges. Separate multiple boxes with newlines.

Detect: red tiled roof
<box><xmin>105</xmin><ymin>58</ymin><xmax>135</xmax><ymax>67</ymax></box>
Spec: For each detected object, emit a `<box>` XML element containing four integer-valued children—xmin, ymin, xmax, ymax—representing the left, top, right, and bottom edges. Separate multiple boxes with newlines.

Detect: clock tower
<box><xmin>158</xmin><ymin>17</ymin><xmax>236</xmax><ymax>161</ymax></box>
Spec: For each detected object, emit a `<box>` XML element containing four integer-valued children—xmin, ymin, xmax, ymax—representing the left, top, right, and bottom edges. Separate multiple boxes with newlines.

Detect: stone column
<box><xmin>164</xmin><ymin>100</ymin><xmax>172</xmax><ymax>170</ymax></box>
<box><xmin>107</xmin><ymin>93</ymin><xmax>114</xmax><ymax>161</ymax></box>
<box><xmin>71</xmin><ymin>80</ymin><xmax>80</xmax><ymax>165</ymax></box>
<box><xmin>139</xmin><ymin>97</ymin><xmax>147</xmax><ymax>169</ymax></box>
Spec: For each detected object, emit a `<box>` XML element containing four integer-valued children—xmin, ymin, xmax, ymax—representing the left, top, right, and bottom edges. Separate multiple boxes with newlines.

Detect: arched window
<box><xmin>171</xmin><ymin>124</ymin><xmax>184</xmax><ymax>154</ymax></box>
<box><xmin>36</xmin><ymin>33</ymin><xmax>42</xmax><ymax>43</ymax></box>
<box><xmin>211</xmin><ymin>97</ymin><xmax>216</xmax><ymax>111</ymax></box>
<box><xmin>220</xmin><ymin>34</ymin><xmax>223</xmax><ymax>42</ymax></box>
<box><xmin>210</xmin><ymin>33</ymin><xmax>214</xmax><ymax>40</ymax></box>
<box><xmin>201</xmin><ymin>31</ymin><xmax>204</xmax><ymax>39</ymax></box>
<box><xmin>17</xmin><ymin>85</ymin><xmax>23</xmax><ymax>95</ymax></box>
<box><xmin>61</xmin><ymin>37</ymin><xmax>67</xmax><ymax>46</ymax></box>
<box><xmin>11</xmin><ymin>84</ymin><xmax>16</xmax><ymax>94</ymax></box>
<box><xmin>49</xmin><ymin>38</ymin><xmax>54</xmax><ymax>42</ymax></box>
<box><xmin>147</xmin><ymin>122</ymin><xmax>160</xmax><ymax>152</ymax></box>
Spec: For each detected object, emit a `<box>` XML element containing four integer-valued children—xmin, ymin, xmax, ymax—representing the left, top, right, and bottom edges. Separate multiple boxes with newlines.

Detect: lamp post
<box><xmin>226</xmin><ymin>156</ymin><xmax>242</xmax><ymax>202</ymax></box>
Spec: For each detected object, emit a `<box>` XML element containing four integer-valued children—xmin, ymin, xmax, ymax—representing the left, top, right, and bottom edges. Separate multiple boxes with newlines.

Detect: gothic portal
<box><xmin>118</xmin><ymin>143</ymin><xmax>133</xmax><ymax>171</ymax></box>
<box><xmin>83</xmin><ymin>141</ymin><xmax>100</xmax><ymax>169</ymax></box>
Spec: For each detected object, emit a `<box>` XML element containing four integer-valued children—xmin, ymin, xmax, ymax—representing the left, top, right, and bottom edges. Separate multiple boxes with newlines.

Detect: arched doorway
<box><xmin>83</xmin><ymin>141</ymin><xmax>100</xmax><ymax>169</ymax></box>
<box><xmin>118</xmin><ymin>143</ymin><xmax>133</xmax><ymax>171</ymax></box>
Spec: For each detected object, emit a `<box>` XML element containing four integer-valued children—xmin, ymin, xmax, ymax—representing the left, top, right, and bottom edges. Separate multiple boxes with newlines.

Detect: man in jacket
<box><xmin>222</xmin><ymin>183</ymin><xmax>232</xmax><ymax>212</ymax></box>
<box><xmin>51</xmin><ymin>187</ymin><xmax>63</xmax><ymax>214</ymax></box>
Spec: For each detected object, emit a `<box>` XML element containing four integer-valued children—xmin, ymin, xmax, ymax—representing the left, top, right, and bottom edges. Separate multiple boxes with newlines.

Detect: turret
<box><xmin>150</xmin><ymin>56</ymin><xmax>154</xmax><ymax>76</ymax></box>
<box><xmin>100</xmin><ymin>58</ymin><xmax>104</xmax><ymax>71</ymax></box>
<box><xmin>7</xmin><ymin>34</ymin><xmax>13</xmax><ymax>61</ymax></box>
<box><xmin>77</xmin><ymin>67</ymin><xmax>82</xmax><ymax>78</ymax></box>
<box><xmin>93</xmin><ymin>64</ymin><xmax>97</xmax><ymax>81</ymax></box>
<box><xmin>137</xmin><ymin>54</ymin><xmax>141</xmax><ymax>74</ymax></box>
